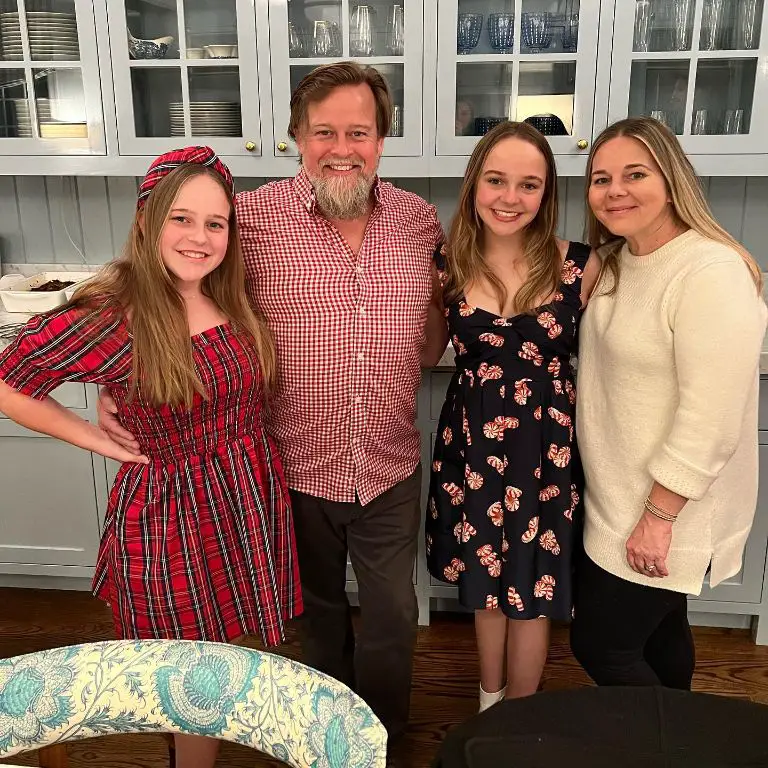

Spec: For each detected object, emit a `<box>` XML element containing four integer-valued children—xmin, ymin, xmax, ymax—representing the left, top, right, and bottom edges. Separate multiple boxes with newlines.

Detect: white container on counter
<box><xmin>0</xmin><ymin>271</ymin><xmax>94</xmax><ymax>313</ymax></box>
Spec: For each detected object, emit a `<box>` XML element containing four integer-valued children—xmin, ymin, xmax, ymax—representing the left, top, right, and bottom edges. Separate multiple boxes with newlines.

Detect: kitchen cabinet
<box><xmin>0</xmin><ymin>0</ymin><xmax>106</xmax><ymax>156</ymax></box>
<box><xmin>268</xmin><ymin>0</ymin><xmax>425</xmax><ymax>158</ymax></box>
<box><xmin>608</xmin><ymin>0</ymin><xmax>768</xmax><ymax>155</ymax></box>
<box><xmin>0</xmin><ymin>383</ymin><xmax>108</xmax><ymax>577</ymax></box>
<box><xmin>2</xmin><ymin>0</ymin><xmax>768</xmax><ymax>174</ymax></box>
<box><xmin>435</xmin><ymin>0</ymin><xmax>600</xmax><ymax>160</ymax></box>
<box><xmin>105</xmin><ymin>0</ymin><xmax>265</xmax><ymax>158</ymax></box>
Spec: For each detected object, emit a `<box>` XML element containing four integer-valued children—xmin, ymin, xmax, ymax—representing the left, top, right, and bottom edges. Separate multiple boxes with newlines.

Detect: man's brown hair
<box><xmin>288</xmin><ymin>61</ymin><xmax>393</xmax><ymax>140</ymax></box>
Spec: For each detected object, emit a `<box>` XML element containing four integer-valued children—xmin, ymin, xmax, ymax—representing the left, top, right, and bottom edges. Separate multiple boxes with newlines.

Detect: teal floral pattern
<box><xmin>0</xmin><ymin>640</ymin><xmax>386</xmax><ymax>767</ymax></box>
<box><xmin>0</xmin><ymin>647</ymin><xmax>76</xmax><ymax>752</ymax></box>
<box><xmin>153</xmin><ymin>644</ymin><xmax>262</xmax><ymax>736</ymax></box>
<box><xmin>307</xmin><ymin>687</ymin><xmax>378</xmax><ymax>768</ymax></box>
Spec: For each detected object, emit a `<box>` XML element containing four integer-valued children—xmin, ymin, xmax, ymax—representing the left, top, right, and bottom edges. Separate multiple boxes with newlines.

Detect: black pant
<box><xmin>289</xmin><ymin>467</ymin><xmax>421</xmax><ymax>741</ymax></box>
<box><xmin>570</xmin><ymin>553</ymin><xmax>695</xmax><ymax>689</ymax></box>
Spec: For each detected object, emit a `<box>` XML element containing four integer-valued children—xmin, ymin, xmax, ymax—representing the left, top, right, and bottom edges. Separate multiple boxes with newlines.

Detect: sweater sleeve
<box><xmin>646</xmin><ymin>258</ymin><xmax>767</xmax><ymax>500</ymax></box>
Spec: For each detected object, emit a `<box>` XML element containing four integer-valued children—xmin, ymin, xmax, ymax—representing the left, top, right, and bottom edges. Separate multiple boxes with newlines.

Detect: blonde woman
<box><xmin>571</xmin><ymin>117</ymin><xmax>767</xmax><ymax>690</ymax></box>
<box><xmin>427</xmin><ymin>121</ymin><xmax>600</xmax><ymax>710</ymax></box>
<box><xmin>0</xmin><ymin>147</ymin><xmax>301</xmax><ymax>768</ymax></box>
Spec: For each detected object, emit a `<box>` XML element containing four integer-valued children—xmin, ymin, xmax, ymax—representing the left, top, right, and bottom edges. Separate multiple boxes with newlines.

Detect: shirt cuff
<box><xmin>647</xmin><ymin>444</ymin><xmax>718</xmax><ymax>502</ymax></box>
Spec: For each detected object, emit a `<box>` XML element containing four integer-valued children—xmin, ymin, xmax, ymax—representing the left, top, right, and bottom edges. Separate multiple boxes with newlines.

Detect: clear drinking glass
<box><xmin>691</xmin><ymin>108</ymin><xmax>708</xmax><ymax>134</ymax></box>
<box><xmin>386</xmin><ymin>4</ymin><xmax>404</xmax><ymax>55</ymax></box>
<box><xmin>700</xmin><ymin>0</ymin><xmax>725</xmax><ymax>51</ymax></box>
<box><xmin>724</xmin><ymin>108</ymin><xmax>744</xmax><ymax>134</ymax></box>
<box><xmin>734</xmin><ymin>0</ymin><xmax>760</xmax><ymax>49</ymax></box>
<box><xmin>633</xmin><ymin>0</ymin><xmax>652</xmax><ymax>52</ymax></box>
<box><xmin>350</xmin><ymin>5</ymin><xmax>375</xmax><ymax>56</ymax></box>
<box><xmin>313</xmin><ymin>20</ymin><xmax>341</xmax><ymax>56</ymax></box>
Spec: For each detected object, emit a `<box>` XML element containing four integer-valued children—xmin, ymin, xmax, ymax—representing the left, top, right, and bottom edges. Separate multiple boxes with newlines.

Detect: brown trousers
<box><xmin>289</xmin><ymin>466</ymin><xmax>422</xmax><ymax>740</ymax></box>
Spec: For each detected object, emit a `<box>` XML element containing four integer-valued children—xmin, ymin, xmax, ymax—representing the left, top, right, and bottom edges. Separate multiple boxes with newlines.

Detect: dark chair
<box><xmin>433</xmin><ymin>686</ymin><xmax>768</xmax><ymax>767</ymax></box>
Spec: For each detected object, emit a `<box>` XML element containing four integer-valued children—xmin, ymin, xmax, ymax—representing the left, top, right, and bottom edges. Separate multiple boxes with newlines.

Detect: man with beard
<box><xmin>99</xmin><ymin>62</ymin><xmax>447</xmax><ymax>758</ymax></box>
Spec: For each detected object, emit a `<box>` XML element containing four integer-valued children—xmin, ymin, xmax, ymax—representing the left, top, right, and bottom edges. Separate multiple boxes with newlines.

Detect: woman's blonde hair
<box><xmin>443</xmin><ymin>121</ymin><xmax>561</xmax><ymax>314</ymax></box>
<box><xmin>68</xmin><ymin>163</ymin><xmax>276</xmax><ymax>408</ymax></box>
<box><xmin>585</xmin><ymin>116</ymin><xmax>763</xmax><ymax>294</ymax></box>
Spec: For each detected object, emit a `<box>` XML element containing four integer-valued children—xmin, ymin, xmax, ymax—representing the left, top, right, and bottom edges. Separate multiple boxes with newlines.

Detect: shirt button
<box><xmin>357</xmin><ymin>352</ymin><xmax>365</xmax><ymax>362</ymax></box>
<box><xmin>354</xmin><ymin>395</ymin><xmax>362</xmax><ymax>404</ymax></box>
<box><xmin>356</xmin><ymin>265</ymin><xmax>364</xmax><ymax>274</ymax></box>
<box><xmin>358</xmin><ymin>306</ymin><xmax>366</xmax><ymax>316</ymax></box>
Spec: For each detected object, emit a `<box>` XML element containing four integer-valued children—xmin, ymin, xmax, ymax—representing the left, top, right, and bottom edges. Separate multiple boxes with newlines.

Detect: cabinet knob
<box><xmin>577</xmin><ymin>138</ymin><xmax>589</xmax><ymax>150</ymax></box>
<box><xmin>277</xmin><ymin>141</ymin><xmax>288</xmax><ymax>152</ymax></box>
<box><xmin>245</xmin><ymin>141</ymin><xmax>256</xmax><ymax>152</ymax></box>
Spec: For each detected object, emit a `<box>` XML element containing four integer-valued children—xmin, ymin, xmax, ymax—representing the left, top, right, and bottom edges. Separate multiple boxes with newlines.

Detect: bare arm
<box><xmin>580</xmin><ymin>250</ymin><xmax>602</xmax><ymax>307</ymax></box>
<box><xmin>0</xmin><ymin>379</ymin><xmax>147</xmax><ymax>464</ymax></box>
<box><xmin>421</xmin><ymin>262</ymin><xmax>449</xmax><ymax>368</ymax></box>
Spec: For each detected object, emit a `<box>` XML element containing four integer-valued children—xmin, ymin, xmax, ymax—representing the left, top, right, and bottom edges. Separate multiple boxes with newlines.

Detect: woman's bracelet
<box><xmin>644</xmin><ymin>497</ymin><xmax>678</xmax><ymax>523</ymax></box>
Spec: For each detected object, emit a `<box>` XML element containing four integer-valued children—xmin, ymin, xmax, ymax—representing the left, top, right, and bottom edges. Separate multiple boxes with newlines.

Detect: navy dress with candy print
<box><xmin>426</xmin><ymin>241</ymin><xmax>590</xmax><ymax>621</ymax></box>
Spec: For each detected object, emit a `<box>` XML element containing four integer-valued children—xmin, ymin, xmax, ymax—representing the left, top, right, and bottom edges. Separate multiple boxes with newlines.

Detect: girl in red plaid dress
<box><xmin>0</xmin><ymin>147</ymin><xmax>302</xmax><ymax>768</ymax></box>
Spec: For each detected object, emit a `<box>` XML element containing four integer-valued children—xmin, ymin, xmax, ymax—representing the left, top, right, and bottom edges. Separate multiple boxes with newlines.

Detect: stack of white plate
<box><xmin>168</xmin><ymin>101</ymin><xmax>241</xmax><ymax>137</ymax></box>
<box><xmin>13</xmin><ymin>98</ymin><xmax>52</xmax><ymax>138</ymax></box>
<box><xmin>0</xmin><ymin>11</ymin><xmax>79</xmax><ymax>61</ymax></box>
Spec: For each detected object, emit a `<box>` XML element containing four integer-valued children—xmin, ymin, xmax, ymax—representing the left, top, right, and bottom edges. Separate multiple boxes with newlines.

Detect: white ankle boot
<box><xmin>478</xmin><ymin>683</ymin><xmax>506</xmax><ymax>712</ymax></box>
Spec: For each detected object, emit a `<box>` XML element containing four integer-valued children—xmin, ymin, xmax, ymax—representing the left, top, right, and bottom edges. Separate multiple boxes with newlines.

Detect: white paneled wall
<box><xmin>1</xmin><ymin>175</ymin><xmax>768</xmax><ymax>268</ymax></box>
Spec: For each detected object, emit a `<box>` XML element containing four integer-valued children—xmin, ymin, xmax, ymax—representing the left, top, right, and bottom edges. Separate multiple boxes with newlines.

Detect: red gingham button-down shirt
<box><xmin>237</xmin><ymin>170</ymin><xmax>443</xmax><ymax>504</ymax></box>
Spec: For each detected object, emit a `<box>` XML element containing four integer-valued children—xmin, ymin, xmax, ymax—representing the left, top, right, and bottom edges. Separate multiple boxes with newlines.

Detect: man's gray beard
<box><xmin>306</xmin><ymin>167</ymin><xmax>376</xmax><ymax>220</ymax></box>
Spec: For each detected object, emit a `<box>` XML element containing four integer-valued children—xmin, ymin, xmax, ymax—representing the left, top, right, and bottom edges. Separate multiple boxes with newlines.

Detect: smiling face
<box><xmin>474</xmin><ymin>136</ymin><xmax>547</xmax><ymax>242</ymax></box>
<box><xmin>157</xmin><ymin>172</ymin><xmax>231</xmax><ymax>291</ymax></box>
<box><xmin>588</xmin><ymin>135</ymin><xmax>672</xmax><ymax>243</ymax></box>
<box><xmin>295</xmin><ymin>83</ymin><xmax>384</xmax><ymax>220</ymax></box>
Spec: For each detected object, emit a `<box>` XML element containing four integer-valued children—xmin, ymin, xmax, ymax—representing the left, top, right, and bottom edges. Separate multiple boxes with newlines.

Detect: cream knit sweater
<box><xmin>576</xmin><ymin>230</ymin><xmax>767</xmax><ymax>595</ymax></box>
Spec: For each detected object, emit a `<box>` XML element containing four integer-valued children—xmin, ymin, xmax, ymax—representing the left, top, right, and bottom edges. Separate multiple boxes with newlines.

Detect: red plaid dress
<box><xmin>0</xmin><ymin>307</ymin><xmax>301</xmax><ymax>647</ymax></box>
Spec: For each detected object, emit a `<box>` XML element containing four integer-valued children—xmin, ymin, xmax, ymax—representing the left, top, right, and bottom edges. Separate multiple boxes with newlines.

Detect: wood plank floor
<box><xmin>1</xmin><ymin>587</ymin><xmax>768</xmax><ymax>767</ymax></box>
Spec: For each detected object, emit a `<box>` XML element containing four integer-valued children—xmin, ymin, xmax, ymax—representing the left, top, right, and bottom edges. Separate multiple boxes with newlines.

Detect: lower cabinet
<box><xmin>415</xmin><ymin>369</ymin><xmax>768</xmax><ymax>640</ymax></box>
<box><xmin>1</xmin><ymin>374</ymin><xmax>767</xmax><ymax>641</ymax></box>
<box><xmin>0</xmin><ymin>383</ymin><xmax>108</xmax><ymax>577</ymax></box>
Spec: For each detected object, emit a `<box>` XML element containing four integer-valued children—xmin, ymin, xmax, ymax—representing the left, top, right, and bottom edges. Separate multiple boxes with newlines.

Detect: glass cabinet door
<box><xmin>609</xmin><ymin>0</ymin><xmax>768</xmax><ymax>154</ymax></box>
<box><xmin>436</xmin><ymin>0</ymin><xmax>600</xmax><ymax>156</ymax></box>
<box><xmin>106</xmin><ymin>0</ymin><xmax>262</xmax><ymax>156</ymax></box>
<box><xmin>269</xmin><ymin>0</ymin><xmax>422</xmax><ymax>157</ymax></box>
<box><xmin>0</xmin><ymin>0</ymin><xmax>104</xmax><ymax>155</ymax></box>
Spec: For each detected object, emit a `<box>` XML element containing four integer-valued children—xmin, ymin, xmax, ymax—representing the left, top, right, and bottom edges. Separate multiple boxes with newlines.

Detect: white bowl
<box><xmin>0</xmin><ymin>271</ymin><xmax>94</xmax><ymax>313</ymax></box>
<box><xmin>204</xmin><ymin>44</ymin><xmax>234</xmax><ymax>58</ymax></box>
<box><xmin>186</xmin><ymin>47</ymin><xmax>205</xmax><ymax>59</ymax></box>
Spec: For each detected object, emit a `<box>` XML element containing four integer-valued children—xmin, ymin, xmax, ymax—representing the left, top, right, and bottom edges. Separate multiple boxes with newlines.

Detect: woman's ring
<box><xmin>645</xmin><ymin>564</ymin><xmax>656</xmax><ymax>572</ymax></box>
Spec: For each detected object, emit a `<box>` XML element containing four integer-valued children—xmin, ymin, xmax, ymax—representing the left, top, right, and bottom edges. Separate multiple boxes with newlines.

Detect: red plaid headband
<box><xmin>137</xmin><ymin>146</ymin><xmax>235</xmax><ymax>210</ymax></box>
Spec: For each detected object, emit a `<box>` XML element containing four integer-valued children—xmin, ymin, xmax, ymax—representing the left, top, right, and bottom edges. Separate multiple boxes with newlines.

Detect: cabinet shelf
<box><xmin>127</xmin><ymin>58</ymin><xmax>241</xmax><ymax>66</ymax></box>
<box><xmin>288</xmin><ymin>55</ymin><xmax>406</xmax><ymax>66</ymax></box>
<box><xmin>453</xmin><ymin>53</ymin><xmax>579</xmax><ymax>63</ymax></box>
<box><xmin>630</xmin><ymin>50</ymin><xmax>760</xmax><ymax>61</ymax></box>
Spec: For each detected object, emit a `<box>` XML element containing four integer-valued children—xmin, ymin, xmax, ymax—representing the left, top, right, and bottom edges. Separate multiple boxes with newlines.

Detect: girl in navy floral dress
<box><xmin>426</xmin><ymin>122</ymin><xmax>599</xmax><ymax>711</ymax></box>
<box><xmin>0</xmin><ymin>147</ymin><xmax>301</xmax><ymax>768</ymax></box>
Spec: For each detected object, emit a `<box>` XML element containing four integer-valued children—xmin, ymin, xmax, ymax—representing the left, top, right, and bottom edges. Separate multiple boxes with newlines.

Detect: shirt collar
<box><xmin>292</xmin><ymin>166</ymin><xmax>385</xmax><ymax>214</ymax></box>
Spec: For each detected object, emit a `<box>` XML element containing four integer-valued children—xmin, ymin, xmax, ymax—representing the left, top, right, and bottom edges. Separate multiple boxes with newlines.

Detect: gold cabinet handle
<box><xmin>277</xmin><ymin>141</ymin><xmax>288</xmax><ymax>152</ymax></box>
<box><xmin>245</xmin><ymin>141</ymin><xmax>256</xmax><ymax>152</ymax></box>
<box><xmin>577</xmin><ymin>138</ymin><xmax>589</xmax><ymax>150</ymax></box>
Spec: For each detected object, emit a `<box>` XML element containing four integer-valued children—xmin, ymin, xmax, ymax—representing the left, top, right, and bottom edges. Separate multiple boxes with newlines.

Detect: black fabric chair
<box><xmin>433</xmin><ymin>686</ymin><xmax>768</xmax><ymax>768</ymax></box>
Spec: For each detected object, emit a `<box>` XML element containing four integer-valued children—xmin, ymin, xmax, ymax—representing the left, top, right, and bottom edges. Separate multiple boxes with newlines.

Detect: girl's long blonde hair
<box><xmin>443</xmin><ymin>121</ymin><xmax>561</xmax><ymax>314</ymax></box>
<box><xmin>585</xmin><ymin>117</ymin><xmax>763</xmax><ymax>294</ymax></box>
<box><xmin>67</xmin><ymin>164</ymin><xmax>276</xmax><ymax>408</ymax></box>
